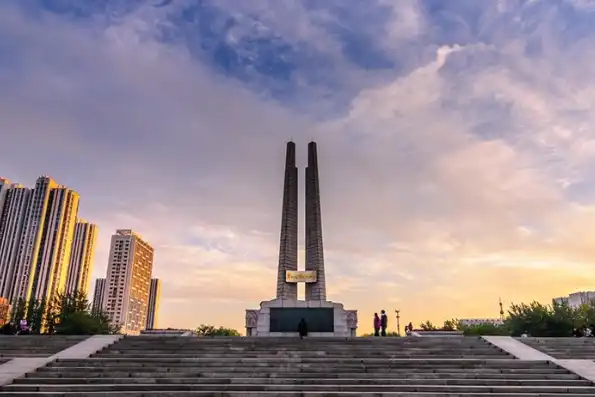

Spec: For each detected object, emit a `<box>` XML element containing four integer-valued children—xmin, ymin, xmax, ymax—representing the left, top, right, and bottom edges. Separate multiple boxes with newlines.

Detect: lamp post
<box><xmin>395</xmin><ymin>309</ymin><xmax>401</xmax><ymax>336</ymax></box>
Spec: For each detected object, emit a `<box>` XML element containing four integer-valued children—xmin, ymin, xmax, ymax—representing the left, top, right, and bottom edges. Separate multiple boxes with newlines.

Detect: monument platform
<box><xmin>246</xmin><ymin>299</ymin><xmax>357</xmax><ymax>337</ymax></box>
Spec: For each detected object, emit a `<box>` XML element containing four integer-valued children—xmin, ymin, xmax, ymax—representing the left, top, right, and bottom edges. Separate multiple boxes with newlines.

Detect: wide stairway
<box><xmin>3</xmin><ymin>336</ymin><xmax>595</xmax><ymax>396</ymax></box>
<box><xmin>0</xmin><ymin>335</ymin><xmax>87</xmax><ymax>358</ymax></box>
<box><xmin>520</xmin><ymin>337</ymin><xmax>595</xmax><ymax>359</ymax></box>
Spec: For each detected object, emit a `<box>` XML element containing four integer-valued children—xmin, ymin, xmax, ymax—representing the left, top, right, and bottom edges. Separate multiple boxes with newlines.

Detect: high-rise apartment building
<box><xmin>0</xmin><ymin>176</ymin><xmax>94</xmax><ymax>307</ymax></box>
<box><xmin>66</xmin><ymin>220</ymin><xmax>97</xmax><ymax>295</ymax></box>
<box><xmin>145</xmin><ymin>278</ymin><xmax>161</xmax><ymax>330</ymax></box>
<box><xmin>11</xmin><ymin>176</ymin><xmax>58</xmax><ymax>301</ymax></box>
<box><xmin>104</xmin><ymin>230</ymin><xmax>154</xmax><ymax>335</ymax></box>
<box><xmin>0</xmin><ymin>184</ymin><xmax>31</xmax><ymax>302</ymax></box>
<box><xmin>0</xmin><ymin>178</ymin><xmax>10</xmax><ymax>219</ymax></box>
<box><xmin>92</xmin><ymin>278</ymin><xmax>106</xmax><ymax>312</ymax></box>
<box><xmin>29</xmin><ymin>187</ymin><xmax>79</xmax><ymax>303</ymax></box>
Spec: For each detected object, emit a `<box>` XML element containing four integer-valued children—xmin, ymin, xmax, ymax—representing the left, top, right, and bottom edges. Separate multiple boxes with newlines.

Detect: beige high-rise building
<box><xmin>0</xmin><ymin>184</ymin><xmax>31</xmax><ymax>302</ymax></box>
<box><xmin>103</xmin><ymin>230</ymin><xmax>154</xmax><ymax>335</ymax></box>
<box><xmin>28</xmin><ymin>187</ymin><xmax>79</xmax><ymax>303</ymax></box>
<box><xmin>11</xmin><ymin>176</ymin><xmax>58</xmax><ymax>301</ymax></box>
<box><xmin>145</xmin><ymin>278</ymin><xmax>161</xmax><ymax>330</ymax></box>
<box><xmin>66</xmin><ymin>220</ymin><xmax>98</xmax><ymax>295</ymax></box>
<box><xmin>92</xmin><ymin>278</ymin><xmax>106</xmax><ymax>313</ymax></box>
<box><xmin>0</xmin><ymin>178</ymin><xmax>10</xmax><ymax>220</ymax></box>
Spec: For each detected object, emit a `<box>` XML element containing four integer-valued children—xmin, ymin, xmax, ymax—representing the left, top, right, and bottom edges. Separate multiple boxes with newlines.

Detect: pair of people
<box><xmin>373</xmin><ymin>310</ymin><xmax>388</xmax><ymax>336</ymax></box>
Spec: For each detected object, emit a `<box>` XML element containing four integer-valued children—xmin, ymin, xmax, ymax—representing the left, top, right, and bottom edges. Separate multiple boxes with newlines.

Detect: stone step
<box><xmin>98</xmin><ymin>351</ymin><xmax>501</xmax><ymax>356</ymax></box>
<box><xmin>109</xmin><ymin>342</ymin><xmax>496</xmax><ymax>348</ymax></box>
<box><xmin>37</xmin><ymin>367</ymin><xmax>572</xmax><ymax>375</ymax></box>
<box><xmin>115</xmin><ymin>335</ymin><xmax>484</xmax><ymax>343</ymax></box>
<box><xmin>25</xmin><ymin>371</ymin><xmax>582</xmax><ymax>380</ymax></box>
<box><xmin>51</xmin><ymin>358</ymin><xmax>536</xmax><ymax>366</ymax></box>
<box><xmin>5</xmin><ymin>393</ymin><xmax>595</xmax><ymax>397</ymax></box>
<box><xmin>46</xmin><ymin>363</ymin><xmax>552</xmax><ymax>371</ymax></box>
<box><xmin>101</xmin><ymin>350</ymin><xmax>506</xmax><ymax>356</ymax></box>
<box><xmin>5</xmin><ymin>384</ymin><xmax>595</xmax><ymax>393</ymax></box>
<box><xmin>90</xmin><ymin>354</ymin><xmax>509</xmax><ymax>360</ymax></box>
<box><xmin>0</xmin><ymin>354</ymin><xmax>50</xmax><ymax>358</ymax></box>
<box><xmin>12</xmin><ymin>377</ymin><xmax>592</xmax><ymax>386</ymax></box>
<box><xmin>100</xmin><ymin>343</ymin><xmax>498</xmax><ymax>351</ymax></box>
<box><xmin>103</xmin><ymin>346</ymin><xmax>502</xmax><ymax>352</ymax></box>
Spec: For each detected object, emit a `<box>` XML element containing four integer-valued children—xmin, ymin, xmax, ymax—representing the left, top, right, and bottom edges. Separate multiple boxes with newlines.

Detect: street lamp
<box><xmin>395</xmin><ymin>309</ymin><xmax>401</xmax><ymax>336</ymax></box>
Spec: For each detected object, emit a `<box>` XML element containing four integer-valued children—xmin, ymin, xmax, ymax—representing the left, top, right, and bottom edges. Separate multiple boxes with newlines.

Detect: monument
<box><xmin>246</xmin><ymin>141</ymin><xmax>358</xmax><ymax>337</ymax></box>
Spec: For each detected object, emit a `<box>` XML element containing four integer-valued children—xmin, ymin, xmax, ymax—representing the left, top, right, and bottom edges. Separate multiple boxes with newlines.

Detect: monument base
<box><xmin>246</xmin><ymin>299</ymin><xmax>357</xmax><ymax>337</ymax></box>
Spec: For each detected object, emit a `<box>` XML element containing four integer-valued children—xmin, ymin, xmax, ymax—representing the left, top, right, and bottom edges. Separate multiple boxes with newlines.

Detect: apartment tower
<box><xmin>28</xmin><ymin>187</ymin><xmax>79</xmax><ymax>302</ymax></box>
<box><xmin>145</xmin><ymin>278</ymin><xmax>161</xmax><ymax>330</ymax></box>
<box><xmin>0</xmin><ymin>178</ymin><xmax>10</xmax><ymax>219</ymax></box>
<box><xmin>66</xmin><ymin>220</ymin><xmax>98</xmax><ymax>295</ymax></box>
<box><xmin>92</xmin><ymin>278</ymin><xmax>106</xmax><ymax>313</ymax></box>
<box><xmin>0</xmin><ymin>184</ymin><xmax>31</xmax><ymax>302</ymax></box>
<box><xmin>11</xmin><ymin>176</ymin><xmax>58</xmax><ymax>301</ymax></box>
<box><xmin>104</xmin><ymin>230</ymin><xmax>154</xmax><ymax>334</ymax></box>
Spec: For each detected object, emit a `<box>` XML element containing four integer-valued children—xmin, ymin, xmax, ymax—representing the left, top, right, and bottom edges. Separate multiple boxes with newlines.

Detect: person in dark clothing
<box><xmin>373</xmin><ymin>313</ymin><xmax>381</xmax><ymax>337</ymax></box>
<box><xmin>297</xmin><ymin>318</ymin><xmax>308</xmax><ymax>339</ymax></box>
<box><xmin>380</xmin><ymin>310</ymin><xmax>388</xmax><ymax>336</ymax></box>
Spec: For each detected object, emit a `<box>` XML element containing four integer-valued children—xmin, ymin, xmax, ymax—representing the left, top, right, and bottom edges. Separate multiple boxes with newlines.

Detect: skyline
<box><xmin>3</xmin><ymin>0</ymin><xmax>595</xmax><ymax>333</ymax></box>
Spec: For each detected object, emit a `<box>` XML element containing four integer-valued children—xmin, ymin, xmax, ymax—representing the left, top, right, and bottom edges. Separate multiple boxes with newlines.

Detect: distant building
<box><xmin>459</xmin><ymin>318</ymin><xmax>504</xmax><ymax>326</ymax></box>
<box><xmin>28</xmin><ymin>186</ymin><xmax>80</xmax><ymax>303</ymax></box>
<box><xmin>145</xmin><ymin>278</ymin><xmax>161</xmax><ymax>330</ymax></box>
<box><xmin>92</xmin><ymin>278</ymin><xmax>106</xmax><ymax>313</ymax></box>
<box><xmin>0</xmin><ymin>183</ymin><xmax>30</xmax><ymax>302</ymax></box>
<box><xmin>554</xmin><ymin>291</ymin><xmax>595</xmax><ymax>308</ymax></box>
<box><xmin>0</xmin><ymin>178</ymin><xmax>10</xmax><ymax>221</ymax></box>
<box><xmin>66</xmin><ymin>220</ymin><xmax>98</xmax><ymax>295</ymax></box>
<box><xmin>12</xmin><ymin>176</ymin><xmax>59</xmax><ymax>301</ymax></box>
<box><xmin>103</xmin><ymin>230</ymin><xmax>154</xmax><ymax>335</ymax></box>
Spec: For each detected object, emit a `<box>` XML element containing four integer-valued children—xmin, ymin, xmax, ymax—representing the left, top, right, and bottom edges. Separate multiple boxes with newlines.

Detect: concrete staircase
<box><xmin>0</xmin><ymin>336</ymin><xmax>88</xmax><ymax>358</ymax></box>
<box><xmin>1</xmin><ymin>336</ymin><xmax>595</xmax><ymax>396</ymax></box>
<box><xmin>519</xmin><ymin>337</ymin><xmax>595</xmax><ymax>359</ymax></box>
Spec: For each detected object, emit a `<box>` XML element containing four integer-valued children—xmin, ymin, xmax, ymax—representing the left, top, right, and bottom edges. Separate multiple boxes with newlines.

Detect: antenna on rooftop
<box><xmin>499</xmin><ymin>297</ymin><xmax>504</xmax><ymax>321</ymax></box>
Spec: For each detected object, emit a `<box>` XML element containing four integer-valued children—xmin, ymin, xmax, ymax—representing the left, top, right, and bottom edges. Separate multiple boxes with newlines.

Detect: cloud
<box><xmin>3</xmin><ymin>1</ymin><xmax>595</xmax><ymax>332</ymax></box>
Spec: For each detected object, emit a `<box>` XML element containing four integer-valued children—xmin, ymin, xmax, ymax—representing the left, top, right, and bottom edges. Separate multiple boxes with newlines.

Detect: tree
<box><xmin>196</xmin><ymin>324</ymin><xmax>241</xmax><ymax>336</ymax></box>
<box><xmin>458</xmin><ymin>322</ymin><xmax>509</xmax><ymax>336</ymax></box>
<box><xmin>47</xmin><ymin>291</ymin><xmax>118</xmax><ymax>335</ymax></box>
<box><xmin>7</xmin><ymin>291</ymin><xmax>118</xmax><ymax>335</ymax></box>
<box><xmin>419</xmin><ymin>320</ymin><xmax>437</xmax><ymax>331</ymax></box>
<box><xmin>505</xmin><ymin>300</ymin><xmax>575</xmax><ymax>337</ymax></box>
<box><xmin>442</xmin><ymin>319</ymin><xmax>458</xmax><ymax>331</ymax></box>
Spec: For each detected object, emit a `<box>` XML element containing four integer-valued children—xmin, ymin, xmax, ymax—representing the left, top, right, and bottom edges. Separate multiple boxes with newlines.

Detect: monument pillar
<box><xmin>276</xmin><ymin>141</ymin><xmax>298</xmax><ymax>300</ymax></box>
<box><xmin>246</xmin><ymin>141</ymin><xmax>357</xmax><ymax>337</ymax></box>
<box><xmin>305</xmin><ymin>141</ymin><xmax>326</xmax><ymax>301</ymax></box>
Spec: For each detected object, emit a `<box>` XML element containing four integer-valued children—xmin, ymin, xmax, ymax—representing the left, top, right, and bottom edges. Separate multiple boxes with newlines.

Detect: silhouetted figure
<box><xmin>380</xmin><ymin>310</ymin><xmax>388</xmax><ymax>336</ymax></box>
<box><xmin>297</xmin><ymin>318</ymin><xmax>308</xmax><ymax>339</ymax></box>
<box><xmin>373</xmin><ymin>313</ymin><xmax>380</xmax><ymax>337</ymax></box>
<box><xmin>572</xmin><ymin>328</ymin><xmax>582</xmax><ymax>337</ymax></box>
<box><xmin>0</xmin><ymin>323</ymin><xmax>14</xmax><ymax>335</ymax></box>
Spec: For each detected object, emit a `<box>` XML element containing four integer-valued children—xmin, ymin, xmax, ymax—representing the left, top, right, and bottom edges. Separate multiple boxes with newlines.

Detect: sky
<box><xmin>2</xmin><ymin>0</ymin><xmax>595</xmax><ymax>334</ymax></box>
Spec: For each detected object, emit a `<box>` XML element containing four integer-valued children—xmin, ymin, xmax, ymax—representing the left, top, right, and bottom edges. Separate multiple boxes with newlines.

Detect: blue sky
<box><xmin>3</xmin><ymin>0</ymin><xmax>595</xmax><ymax>332</ymax></box>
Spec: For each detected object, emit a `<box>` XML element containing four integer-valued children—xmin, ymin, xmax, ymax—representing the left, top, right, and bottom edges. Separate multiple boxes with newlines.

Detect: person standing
<box><xmin>373</xmin><ymin>313</ymin><xmax>381</xmax><ymax>337</ymax></box>
<box><xmin>380</xmin><ymin>310</ymin><xmax>388</xmax><ymax>336</ymax></box>
<box><xmin>297</xmin><ymin>318</ymin><xmax>308</xmax><ymax>339</ymax></box>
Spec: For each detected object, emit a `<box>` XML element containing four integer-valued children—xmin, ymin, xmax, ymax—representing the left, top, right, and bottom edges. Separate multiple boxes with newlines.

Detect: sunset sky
<box><xmin>2</xmin><ymin>0</ymin><xmax>595</xmax><ymax>334</ymax></box>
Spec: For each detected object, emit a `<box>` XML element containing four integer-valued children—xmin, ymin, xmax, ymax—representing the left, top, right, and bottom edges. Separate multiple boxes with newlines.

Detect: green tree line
<box><xmin>417</xmin><ymin>300</ymin><xmax>595</xmax><ymax>337</ymax></box>
<box><xmin>5</xmin><ymin>291</ymin><xmax>119</xmax><ymax>335</ymax></box>
<box><xmin>195</xmin><ymin>324</ymin><xmax>241</xmax><ymax>336</ymax></box>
